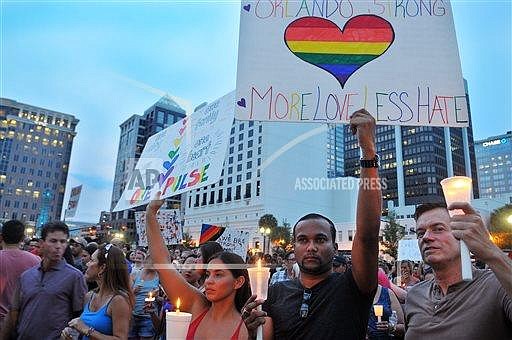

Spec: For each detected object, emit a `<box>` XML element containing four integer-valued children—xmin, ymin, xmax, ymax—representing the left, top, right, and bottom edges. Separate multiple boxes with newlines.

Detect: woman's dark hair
<box><xmin>125</xmin><ymin>250</ymin><xmax>133</xmax><ymax>261</ymax></box>
<box><xmin>97</xmin><ymin>244</ymin><xmax>135</xmax><ymax>307</ymax></box>
<box><xmin>208</xmin><ymin>251</ymin><xmax>251</xmax><ymax>313</ymax></box>
<box><xmin>200</xmin><ymin>241</ymin><xmax>223</xmax><ymax>263</ymax></box>
<box><xmin>63</xmin><ymin>245</ymin><xmax>75</xmax><ymax>266</ymax></box>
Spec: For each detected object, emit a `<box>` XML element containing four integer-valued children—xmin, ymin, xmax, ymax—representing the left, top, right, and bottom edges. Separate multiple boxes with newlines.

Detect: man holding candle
<box><xmin>405</xmin><ymin>202</ymin><xmax>512</xmax><ymax>339</ymax></box>
<box><xmin>243</xmin><ymin>109</ymin><xmax>382</xmax><ymax>339</ymax></box>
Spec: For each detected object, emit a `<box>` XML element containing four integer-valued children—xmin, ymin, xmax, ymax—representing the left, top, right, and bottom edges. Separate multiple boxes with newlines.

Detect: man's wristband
<box><xmin>360</xmin><ymin>154</ymin><xmax>380</xmax><ymax>168</ymax></box>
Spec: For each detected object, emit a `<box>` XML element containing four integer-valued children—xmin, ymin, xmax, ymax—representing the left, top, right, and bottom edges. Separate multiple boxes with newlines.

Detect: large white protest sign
<box><xmin>135</xmin><ymin>210</ymin><xmax>183</xmax><ymax>246</ymax></box>
<box><xmin>217</xmin><ymin>229</ymin><xmax>250</xmax><ymax>259</ymax></box>
<box><xmin>398</xmin><ymin>238</ymin><xmax>422</xmax><ymax>261</ymax></box>
<box><xmin>113</xmin><ymin>92</ymin><xmax>235</xmax><ymax>211</ymax></box>
<box><xmin>236</xmin><ymin>0</ymin><xmax>468</xmax><ymax>127</ymax></box>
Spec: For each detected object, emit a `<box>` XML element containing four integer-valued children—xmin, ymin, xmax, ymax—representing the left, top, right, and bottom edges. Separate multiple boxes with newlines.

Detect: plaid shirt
<box><xmin>270</xmin><ymin>268</ymin><xmax>293</xmax><ymax>285</ymax></box>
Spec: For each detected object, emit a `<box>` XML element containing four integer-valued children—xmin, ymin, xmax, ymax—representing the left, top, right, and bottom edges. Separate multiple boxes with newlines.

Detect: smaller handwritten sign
<box><xmin>135</xmin><ymin>210</ymin><xmax>183</xmax><ymax>246</ymax></box>
<box><xmin>397</xmin><ymin>239</ymin><xmax>422</xmax><ymax>262</ymax></box>
<box><xmin>217</xmin><ymin>229</ymin><xmax>250</xmax><ymax>259</ymax></box>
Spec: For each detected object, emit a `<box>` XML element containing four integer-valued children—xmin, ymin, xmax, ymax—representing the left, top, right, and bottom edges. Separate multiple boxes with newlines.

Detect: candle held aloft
<box><xmin>440</xmin><ymin>176</ymin><xmax>473</xmax><ymax>281</ymax></box>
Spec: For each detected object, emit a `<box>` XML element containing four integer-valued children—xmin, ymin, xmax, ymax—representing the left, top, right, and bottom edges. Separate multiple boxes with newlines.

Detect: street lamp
<box><xmin>507</xmin><ymin>214</ymin><xmax>512</xmax><ymax>225</ymax></box>
<box><xmin>259</xmin><ymin>226</ymin><xmax>271</xmax><ymax>254</ymax></box>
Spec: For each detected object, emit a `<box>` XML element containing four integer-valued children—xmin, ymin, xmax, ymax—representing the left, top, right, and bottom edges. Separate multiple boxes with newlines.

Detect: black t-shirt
<box><xmin>263</xmin><ymin>269</ymin><xmax>373</xmax><ymax>340</ymax></box>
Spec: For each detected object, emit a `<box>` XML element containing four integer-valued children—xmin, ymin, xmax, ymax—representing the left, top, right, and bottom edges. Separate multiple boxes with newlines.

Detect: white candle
<box><xmin>373</xmin><ymin>304</ymin><xmax>383</xmax><ymax>322</ymax></box>
<box><xmin>247</xmin><ymin>260</ymin><xmax>270</xmax><ymax>340</ymax></box>
<box><xmin>440</xmin><ymin>176</ymin><xmax>473</xmax><ymax>281</ymax></box>
<box><xmin>247</xmin><ymin>259</ymin><xmax>270</xmax><ymax>299</ymax></box>
<box><xmin>144</xmin><ymin>291</ymin><xmax>155</xmax><ymax>303</ymax></box>
<box><xmin>166</xmin><ymin>298</ymin><xmax>192</xmax><ymax>340</ymax></box>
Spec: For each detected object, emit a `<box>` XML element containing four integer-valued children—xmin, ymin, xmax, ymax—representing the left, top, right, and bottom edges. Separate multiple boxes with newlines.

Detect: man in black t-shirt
<box><xmin>242</xmin><ymin>109</ymin><xmax>382</xmax><ymax>339</ymax></box>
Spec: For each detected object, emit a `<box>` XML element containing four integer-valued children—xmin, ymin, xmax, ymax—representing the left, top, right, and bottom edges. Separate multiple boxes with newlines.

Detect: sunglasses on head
<box><xmin>300</xmin><ymin>289</ymin><xmax>312</xmax><ymax>319</ymax></box>
<box><xmin>104</xmin><ymin>244</ymin><xmax>113</xmax><ymax>259</ymax></box>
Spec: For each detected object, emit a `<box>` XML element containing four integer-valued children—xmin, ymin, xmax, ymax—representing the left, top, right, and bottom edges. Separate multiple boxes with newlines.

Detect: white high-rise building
<box><xmin>184</xmin><ymin>120</ymin><xmax>359</xmax><ymax>249</ymax></box>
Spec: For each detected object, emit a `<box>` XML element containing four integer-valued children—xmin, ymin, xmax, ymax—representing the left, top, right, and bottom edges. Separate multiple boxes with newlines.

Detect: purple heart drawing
<box><xmin>237</xmin><ymin>98</ymin><xmax>246</xmax><ymax>108</ymax></box>
<box><xmin>243</xmin><ymin>4</ymin><xmax>251</xmax><ymax>12</ymax></box>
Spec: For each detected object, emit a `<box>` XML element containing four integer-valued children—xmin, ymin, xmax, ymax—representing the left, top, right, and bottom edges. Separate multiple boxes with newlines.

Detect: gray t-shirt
<box><xmin>14</xmin><ymin>259</ymin><xmax>87</xmax><ymax>340</ymax></box>
<box><xmin>405</xmin><ymin>269</ymin><xmax>512</xmax><ymax>340</ymax></box>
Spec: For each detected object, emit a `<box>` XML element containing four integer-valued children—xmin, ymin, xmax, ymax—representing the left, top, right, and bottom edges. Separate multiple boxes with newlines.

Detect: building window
<box><xmin>246</xmin><ymin>172</ymin><xmax>252</xmax><ymax>180</ymax></box>
<box><xmin>237</xmin><ymin>174</ymin><xmax>242</xmax><ymax>182</ymax></box>
<box><xmin>217</xmin><ymin>189</ymin><xmax>223</xmax><ymax>203</ymax></box>
<box><xmin>226</xmin><ymin>188</ymin><xmax>232</xmax><ymax>201</ymax></box>
<box><xmin>209</xmin><ymin>191</ymin><xmax>215</xmax><ymax>204</ymax></box>
<box><xmin>235</xmin><ymin>185</ymin><xmax>241</xmax><ymax>200</ymax></box>
<box><xmin>248</xmin><ymin>140</ymin><xmax>253</xmax><ymax>148</ymax></box>
<box><xmin>237</xmin><ymin>164</ymin><xmax>242</xmax><ymax>172</ymax></box>
<box><xmin>245</xmin><ymin>183</ymin><xmax>251</xmax><ymax>198</ymax></box>
<box><xmin>202</xmin><ymin>193</ymin><xmax>207</xmax><ymax>206</ymax></box>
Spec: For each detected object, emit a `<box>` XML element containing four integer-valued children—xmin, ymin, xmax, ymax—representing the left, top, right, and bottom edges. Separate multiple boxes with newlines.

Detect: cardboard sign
<box><xmin>113</xmin><ymin>92</ymin><xmax>235</xmax><ymax>211</ymax></box>
<box><xmin>65</xmin><ymin>185</ymin><xmax>82</xmax><ymax>218</ymax></box>
<box><xmin>398</xmin><ymin>238</ymin><xmax>422</xmax><ymax>261</ymax></box>
<box><xmin>135</xmin><ymin>210</ymin><xmax>183</xmax><ymax>246</ymax></box>
<box><xmin>236</xmin><ymin>0</ymin><xmax>468</xmax><ymax>127</ymax></box>
<box><xmin>217</xmin><ymin>229</ymin><xmax>250</xmax><ymax>259</ymax></box>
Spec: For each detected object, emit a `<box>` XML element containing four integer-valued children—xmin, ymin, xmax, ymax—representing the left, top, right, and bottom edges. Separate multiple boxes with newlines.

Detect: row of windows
<box><xmin>2</xmin><ymin>211</ymin><xmax>37</xmax><ymax>221</ymax></box>
<box><xmin>16</xmin><ymin>109</ymin><xmax>74</xmax><ymax>129</ymax></box>
<box><xmin>189</xmin><ymin>181</ymin><xmax>261</xmax><ymax>208</ymax></box>
<box><xmin>3</xmin><ymin>199</ymin><xmax>38</xmax><ymax>209</ymax></box>
<box><xmin>10</xmin><ymin>166</ymin><xmax>62</xmax><ymax>179</ymax></box>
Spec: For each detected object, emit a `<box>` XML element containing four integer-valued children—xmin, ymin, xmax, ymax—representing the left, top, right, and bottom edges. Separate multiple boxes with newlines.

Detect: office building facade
<box><xmin>344</xmin><ymin>80</ymin><xmax>479</xmax><ymax>207</ymax></box>
<box><xmin>0</xmin><ymin>98</ymin><xmax>78</xmax><ymax>226</ymax></box>
<box><xmin>475</xmin><ymin>132</ymin><xmax>512</xmax><ymax>200</ymax></box>
<box><xmin>110</xmin><ymin>96</ymin><xmax>186</xmax><ymax>240</ymax></box>
<box><xmin>327</xmin><ymin>125</ymin><xmax>344</xmax><ymax>178</ymax></box>
<box><xmin>184</xmin><ymin>119</ymin><xmax>359</xmax><ymax>248</ymax></box>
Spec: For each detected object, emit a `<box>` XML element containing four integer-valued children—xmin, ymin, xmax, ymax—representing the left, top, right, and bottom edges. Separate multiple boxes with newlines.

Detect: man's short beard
<box><xmin>298</xmin><ymin>260</ymin><xmax>332</xmax><ymax>276</ymax></box>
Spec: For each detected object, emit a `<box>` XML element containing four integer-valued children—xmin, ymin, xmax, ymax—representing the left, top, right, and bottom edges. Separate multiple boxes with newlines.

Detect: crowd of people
<box><xmin>0</xmin><ymin>110</ymin><xmax>511</xmax><ymax>339</ymax></box>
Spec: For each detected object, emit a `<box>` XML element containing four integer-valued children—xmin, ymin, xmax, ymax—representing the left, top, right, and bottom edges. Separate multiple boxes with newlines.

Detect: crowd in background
<box><xmin>0</xmin><ymin>218</ymin><xmax>451</xmax><ymax>340</ymax></box>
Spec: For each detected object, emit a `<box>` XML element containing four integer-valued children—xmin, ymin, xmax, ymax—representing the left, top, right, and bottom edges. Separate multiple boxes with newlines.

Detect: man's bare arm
<box><xmin>349</xmin><ymin>109</ymin><xmax>382</xmax><ymax>294</ymax></box>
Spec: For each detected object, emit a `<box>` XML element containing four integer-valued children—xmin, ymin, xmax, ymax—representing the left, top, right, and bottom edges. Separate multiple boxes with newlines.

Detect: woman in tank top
<box><xmin>145</xmin><ymin>192</ymin><xmax>252</xmax><ymax>340</ymax></box>
<box><xmin>61</xmin><ymin>243</ymin><xmax>134</xmax><ymax>339</ymax></box>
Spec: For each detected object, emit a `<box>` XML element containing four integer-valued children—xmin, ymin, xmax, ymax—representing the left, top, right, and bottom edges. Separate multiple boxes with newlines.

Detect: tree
<box><xmin>181</xmin><ymin>231</ymin><xmax>195</xmax><ymax>248</ymax></box>
<box><xmin>490</xmin><ymin>204</ymin><xmax>512</xmax><ymax>250</ymax></box>
<box><xmin>380</xmin><ymin>211</ymin><xmax>405</xmax><ymax>260</ymax></box>
<box><xmin>258</xmin><ymin>214</ymin><xmax>278</xmax><ymax>231</ymax></box>
<box><xmin>270</xmin><ymin>219</ymin><xmax>292</xmax><ymax>255</ymax></box>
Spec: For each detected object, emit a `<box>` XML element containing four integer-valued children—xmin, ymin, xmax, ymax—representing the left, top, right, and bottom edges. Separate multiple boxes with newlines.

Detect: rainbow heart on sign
<box><xmin>284</xmin><ymin>15</ymin><xmax>394</xmax><ymax>88</ymax></box>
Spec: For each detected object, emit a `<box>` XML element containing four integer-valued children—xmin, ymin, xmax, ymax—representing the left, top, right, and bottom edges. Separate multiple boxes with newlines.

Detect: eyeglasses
<box><xmin>415</xmin><ymin>225</ymin><xmax>449</xmax><ymax>239</ymax></box>
<box><xmin>300</xmin><ymin>289</ymin><xmax>312</xmax><ymax>319</ymax></box>
<box><xmin>104</xmin><ymin>244</ymin><xmax>113</xmax><ymax>259</ymax></box>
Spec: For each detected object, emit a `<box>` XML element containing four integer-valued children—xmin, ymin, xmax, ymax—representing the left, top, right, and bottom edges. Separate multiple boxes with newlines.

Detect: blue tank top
<box><xmin>133</xmin><ymin>271</ymin><xmax>160</xmax><ymax>316</ymax></box>
<box><xmin>80</xmin><ymin>293</ymin><xmax>114</xmax><ymax>339</ymax></box>
<box><xmin>368</xmin><ymin>286</ymin><xmax>393</xmax><ymax>340</ymax></box>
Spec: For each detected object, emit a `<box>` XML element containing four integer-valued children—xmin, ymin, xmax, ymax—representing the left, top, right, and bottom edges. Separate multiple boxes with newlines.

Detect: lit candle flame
<box><xmin>176</xmin><ymin>297</ymin><xmax>181</xmax><ymax>314</ymax></box>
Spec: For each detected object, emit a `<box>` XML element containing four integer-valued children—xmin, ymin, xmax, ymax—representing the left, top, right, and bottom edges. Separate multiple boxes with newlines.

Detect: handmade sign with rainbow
<box><xmin>284</xmin><ymin>15</ymin><xmax>394</xmax><ymax>88</ymax></box>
